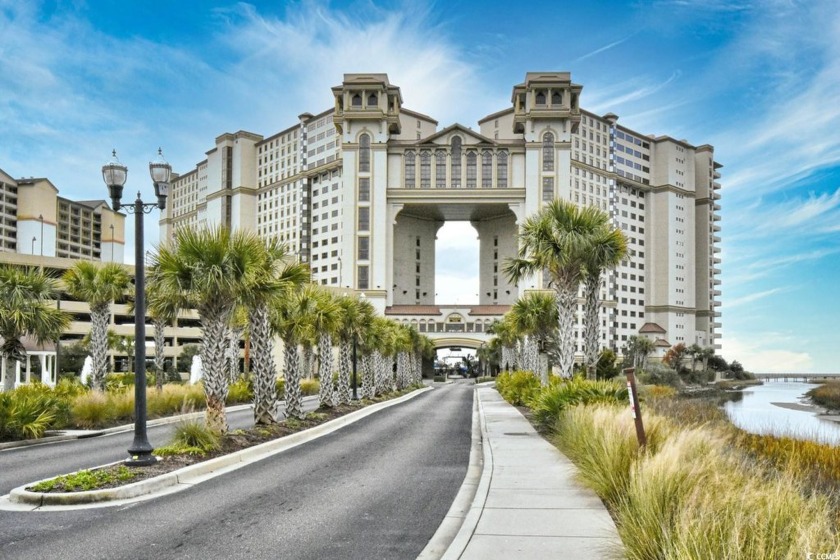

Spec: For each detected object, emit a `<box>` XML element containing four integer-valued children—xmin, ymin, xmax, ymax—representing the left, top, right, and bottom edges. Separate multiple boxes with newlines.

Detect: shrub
<box><xmin>275</xmin><ymin>378</ymin><xmax>285</xmax><ymax>398</ymax></box>
<box><xmin>0</xmin><ymin>391</ymin><xmax>57</xmax><ymax>440</ymax></box>
<box><xmin>637</xmin><ymin>362</ymin><xmax>682</xmax><ymax>387</ymax></box>
<box><xmin>496</xmin><ymin>370</ymin><xmax>541</xmax><ymax>406</ymax></box>
<box><xmin>433</xmin><ymin>375</ymin><xmax>446</xmax><ymax>382</ymax></box>
<box><xmin>530</xmin><ymin>377</ymin><xmax>628</xmax><ymax>431</ymax></box>
<box><xmin>300</xmin><ymin>379</ymin><xmax>320</xmax><ymax>396</ymax></box>
<box><xmin>227</xmin><ymin>376</ymin><xmax>253</xmax><ymax>404</ymax></box>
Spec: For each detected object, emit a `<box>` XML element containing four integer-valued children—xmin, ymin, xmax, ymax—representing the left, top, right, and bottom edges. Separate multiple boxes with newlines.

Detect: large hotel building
<box><xmin>160</xmin><ymin>72</ymin><xmax>722</xmax><ymax>353</ymax></box>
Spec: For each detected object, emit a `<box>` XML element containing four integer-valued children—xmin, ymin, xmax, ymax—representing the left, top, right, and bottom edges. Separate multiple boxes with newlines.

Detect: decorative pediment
<box><xmin>418</xmin><ymin>124</ymin><xmax>496</xmax><ymax>146</ymax></box>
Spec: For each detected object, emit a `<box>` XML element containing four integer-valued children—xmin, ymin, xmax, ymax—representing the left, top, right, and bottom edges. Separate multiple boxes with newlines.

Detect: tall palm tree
<box><xmin>303</xmin><ymin>288</ymin><xmax>340</xmax><ymax>409</ymax></box>
<box><xmin>358</xmin><ymin>315</ymin><xmax>388</xmax><ymax>399</ymax></box>
<box><xmin>508</xmin><ymin>292</ymin><xmax>559</xmax><ymax>385</ymax></box>
<box><xmin>392</xmin><ymin>324</ymin><xmax>413</xmax><ymax>390</ymax></box>
<box><xmin>241</xmin><ymin>240</ymin><xmax>308</xmax><ymax>424</ymax></box>
<box><xmin>582</xmin><ymin>222</ymin><xmax>627</xmax><ymax>379</ymax></box>
<box><xmin>139</xmin><ymin>281</ymin><xmax>180</xmax><ymax>391</ymax></box>
<box><xmin>63</xmin><ymin>261</ymin><xmax>130</xmax><ymax>391</ymax></box>
<box><xmin>489</xmin><ymin>318</ymin><xmax>520</xmax><ymax>372</ymax></box>
<box><xmin>148</xmin><ymin>226</ymin><xmax>262</xmax><ymax>433</ymax></box>
<box><xmin>334</xmin><ymin>295</ymin><xmax>375</xmax><ymax>405</ymax></box>
<box><xmin>272</xmin><ymin>284</ymin><xmax>320</xmax><ymax>419</ymax></box>
<box><xmin>504</xmin><ymin>200</ymin><xmax>606</xmax><ymax>378</ymax></box>
<box><xmin>625</xmin><ymin>335</ymin><xmax>655</xmax><ymax>370</ymax></box>
<box><xmin>0</xmin><ymin>266</ymin><xmax>70</xmax><ymax>391</ymax></box>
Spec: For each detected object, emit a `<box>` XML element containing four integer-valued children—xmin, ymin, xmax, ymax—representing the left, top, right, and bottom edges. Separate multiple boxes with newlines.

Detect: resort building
<box><xmin>160</xmin><ymin>72</ymin><xmax>722</xmax><ymax>354</ymax></box>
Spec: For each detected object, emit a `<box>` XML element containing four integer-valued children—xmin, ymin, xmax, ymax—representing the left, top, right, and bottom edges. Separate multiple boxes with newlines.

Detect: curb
<box><xmin>7</xmin><ymin>387</ymin><xmax>432</xmax><ymax>509</ymax></box>
<box><xmin>416</xmin><ymin>387</ymin><xmax>483</xmax><ymax>559</ymax></box>
<box><xmin>439</xmin><ymin>387</ymin><xmax>494</xmax><ymax>560</ymax></box>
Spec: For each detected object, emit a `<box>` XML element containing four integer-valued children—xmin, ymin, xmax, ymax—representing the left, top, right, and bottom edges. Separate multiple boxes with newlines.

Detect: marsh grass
<box><xmin>808</xmin><ymin>382</ymin><xmax>840</xmax><ymax>411</ymax></box>
<box><xmin>552</xmin><ymin>404</ymin><xmax>840</xmax><ymax>559</ymax></box>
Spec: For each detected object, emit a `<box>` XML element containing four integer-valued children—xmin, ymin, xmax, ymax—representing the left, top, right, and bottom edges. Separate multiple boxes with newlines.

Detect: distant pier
<box><xmin>754</xmin><ymin>373</ymin><xmax>840</xmax><ymax>383</ymax></box>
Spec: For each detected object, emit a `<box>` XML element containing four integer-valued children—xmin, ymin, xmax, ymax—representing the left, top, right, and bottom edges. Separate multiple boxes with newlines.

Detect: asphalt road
<box><xmin>0</xmin><ymin>400</ymin><xmax>319</xmax><ymax>496</ymax></box>
<box><xmin>0</xmin><ymin>383</ymin><xmax>473</xmax><ymax>560</ymax></box>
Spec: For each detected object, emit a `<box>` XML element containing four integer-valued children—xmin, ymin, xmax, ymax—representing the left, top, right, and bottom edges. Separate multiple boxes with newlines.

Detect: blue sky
<box><xmin>2</xmin><ymin>0</ymin><xmax>839</xmax><ymax>373</ymax></box>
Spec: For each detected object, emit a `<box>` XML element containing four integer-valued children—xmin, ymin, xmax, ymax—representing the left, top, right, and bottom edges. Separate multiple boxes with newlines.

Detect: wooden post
<box><xmin>624</xmin><ymin>367</ymin><xmax>647</xmax><ymax>448</ymax></box>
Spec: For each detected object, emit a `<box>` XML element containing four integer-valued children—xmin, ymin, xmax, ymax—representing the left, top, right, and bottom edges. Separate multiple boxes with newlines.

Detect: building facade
<box><xmin>160</xmin><ymin>72</ymin><xmax>722</xmax><ymax>353</ymax></box>
<box><xmin>0</xmin><ymin>168</ymin><xmax>125</xmax><ymax>263</ymax></box>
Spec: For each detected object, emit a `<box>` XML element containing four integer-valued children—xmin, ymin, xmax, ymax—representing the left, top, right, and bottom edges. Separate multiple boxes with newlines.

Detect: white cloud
<box><xmin>725</xmin><ymin>287</ymin><xmax>788</xmax><ymax>309</ymax></box>
<box><xmin>720</xmin><ymin>335</ymin><xmax>814</xmax><ymax>373</ymax></box>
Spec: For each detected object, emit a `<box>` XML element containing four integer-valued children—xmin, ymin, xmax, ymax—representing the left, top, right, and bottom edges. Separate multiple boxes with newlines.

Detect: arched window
<box><xmin>481</xmin><ymin>150</ymin><xmax>493</xmax><ymax>188</ymax></box>
<box><xmin>536</xmin><ymin>91</ymin><xmax>546</xmax><ymax>105</ymax></box>
<box><xmin>466</xmin><ymin>151</ymin><xmax>477</xmax><ymax>188</ymax></box>
<box><xmin>435</xmin><ymin>150</ymin><xmax>447</xmax><ymax>188</ymax></box>
<box><xmin>551</xmin><ymin>90</ymin><xmax>562</xmax><ymax>105</ymax></box>
<box><xmin>543</xmin><ymin>133</ymin><xmax>555</xmax><ymax>172</ymax></box>
<box><xmin>352</xmin><ymin>94</ymin><xmax>362</xmax><ymax>107</ymax></box>
<box><xmin>420</xmin><ymin>150</ymin><xmax>431</xmax><ymax>188</ymax></box>
<box><xmin>496</xmin><ymin>150</ymin><xmax>508</xmax><ymax>188</ymax></box>
<box><xmin>359</xmin><ymin>134</ymin><xmax>370</xmax><ymax>173</ymax></box>
<box><xmin>367</xmin><ymin>93</ymin><xmax>377</xmax><ymax>107</ymax></box>
<box><xmin>404</xmin><ymin>150</ymin><xmax>416</xmax><ymax>188</ymax></box>
<box><xmin>451</xmin><ymin>137</ymin><xmax>462</xmax><ymax>188</ymax></box>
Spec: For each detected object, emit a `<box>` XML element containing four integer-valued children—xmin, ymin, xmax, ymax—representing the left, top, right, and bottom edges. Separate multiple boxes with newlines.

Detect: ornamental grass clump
<box><xmin>70</xmin><ymin>390</ymin><xmax>116</xmax><ymax>428</ymax></box>
<box><xmin>553</xmin><ymin>405</ymin><xmax>671</xmax><ymax>506</ymax></box>
<box><xmin>155</xmin><ymin>419</ymin><xmax>220</xmax><ymax>457</ymax></box>
<box><xmin>530</xmin><ymin>377</ymin><xmax>628</xmax><ymax>431</ymax></box>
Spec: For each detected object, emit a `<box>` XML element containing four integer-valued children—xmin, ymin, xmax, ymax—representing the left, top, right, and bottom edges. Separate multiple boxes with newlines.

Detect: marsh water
<box><xmin>723</xmin><ymin>381</ymin><xmax>840</xmax><ymax>446</ymax></box>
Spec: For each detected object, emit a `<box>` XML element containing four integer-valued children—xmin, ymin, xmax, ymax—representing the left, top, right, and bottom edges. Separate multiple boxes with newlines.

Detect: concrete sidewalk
<box><xmin>444</xmin><ymin>386</ymin><xmax>623</xmax><ymax>559</ymax></box>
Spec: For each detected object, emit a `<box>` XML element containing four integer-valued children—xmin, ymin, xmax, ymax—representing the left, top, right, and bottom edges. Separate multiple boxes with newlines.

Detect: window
<box><xmin>496</xmin><ymin>150</ymin><xmax>508</xmax><ymax>188</ymax></box>
<box><xmin>351</xmin><ymin>94</ymin><xmax>362</xmax><ymax>107</ymax></box>
<box><xmin>451</xmin><ymin>137</ymin><xmax>462</xmax><ymax>188</ymax></box>
<box><xmin>358</xmin><ymin>237</ymin><xmax>369</xmax><ymax>260</ymax></box>
<box><xmin>543</xmin><ymin>133</ymin><xmax>555</xmax><ymax>171</ymax></box>
<box><xmin>481</xmin><ymin>150</ymin><xmax>493</xmax><ymax>188</ymax></box>
<box><xmin>466</xmin><ymin>151</ymin><xmax>477</xmax><ymax>188</ymax></box>
<box><xmin>542</xmin><ymin>177</ymin><xmax>554</xmax><ymax>201</ymax></box>
<box><xmin>536</xmin><ymin>91</ymin><xmax>546</xmax><ymax>105</ymax></box>
<box><xmin>367</xmin><ymin>93</ymin><xmax>377</xmax><ymax>106</ymax></box>
<box><xmin>359</xmin><ymin>134</ymin><xmax>370</xmax><ymax>172</ymax></box>
<box><xmin>358</xmin><ymin>207</ymin><xmax>370</xmax><ymax>231</ymax></box>
<box><xmin>358</xmin><ymin>178</ymin><xmax>370</xmax><ymax>202</ymax></box>
<box><xmin>420</xmin><ymin>150</ymin><xmax>431</xmax><ymax>188</ymax></box>
<box><xmin>551</xmin><ymin>90</ymin><xmax>561</xmax><ymax>105</ymax></box>
<box><xmin>436</xmin><ymin>150</ymin><xmax>447</xmax><ymax>188</ymax></box>
<box><xmin>357</xmin><ymin>265</ymin><xmax>369</xmax><ymax>290</ymax></box>
<box><xmin>404</xmin><ymin>151</ymin><xmax>416</xmax><ymax>188</ymax></box>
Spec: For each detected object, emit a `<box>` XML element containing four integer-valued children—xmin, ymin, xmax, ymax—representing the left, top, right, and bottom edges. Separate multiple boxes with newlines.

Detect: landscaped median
<box><xmin>8</xmin><ymin>385</ymin><xmax>432</xmax><ymax>509</ymax></box>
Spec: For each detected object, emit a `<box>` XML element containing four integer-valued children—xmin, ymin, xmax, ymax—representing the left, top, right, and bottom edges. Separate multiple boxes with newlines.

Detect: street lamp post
<box><xmin>109</xmin><ymin>224</ymin><xmax>115</xmax><ymax>262</ymax></box>
<box><xmin>102</xmin><ymin>148</ymin><xmax>170</xmax><ymax>467</ymax></box>
<box><xmin>39</xmin><ymin>214</ymin><xmax>44</xmax><ymax>257</ymax></box>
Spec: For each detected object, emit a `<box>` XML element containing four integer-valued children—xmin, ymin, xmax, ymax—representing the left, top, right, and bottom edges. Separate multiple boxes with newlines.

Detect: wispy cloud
<box><xmin>725</xmin><ymin>287</ymin><xmax>787</xmax><ymax>309</ymax></box>
<box><xmin>574</xmin><ymin>34</ymin><xmax>635</xmax><ymax>62</ymax></box>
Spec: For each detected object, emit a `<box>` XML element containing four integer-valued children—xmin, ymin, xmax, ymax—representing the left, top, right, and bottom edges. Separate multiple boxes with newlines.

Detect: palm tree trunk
<box><xmin>250</xmin><ymin>303</ymin><xmax>278</xmax><ymax>425</ymax></box>
<box><xmin>153</xmin><ymin>318</ymin><xmax>166</xmax><ymax>391</ymax></box>
<box><xmin>227</xmin><ymin>327</ymin><xmax>242</xmax><ymax>384</ymax></box>
<box><xmin>336</xmin><ymin>341</ymin><xmax>352</xmax><ymax>405</ymax></box>
<box><xmin>582</xmin><ymin>275</ymin><xmax>600</xmax><ymax>380</ymax></box>
<box><xmin>396</xmin><ymin>351</ymin><xmax>409</xmax><ymax>390</ymax></box>
<box><xmin>201</xmin><ymin>310</ymin><xmax>231</xmax><ymax>433</ymax></box>
<box><xmin>554</xmin><ymin>285</ymin><xmax>577</xmax><ymax>378</ymax></box>
<box><xmin>89</xmin><ymin>304</ymin><xmax>110</xmax><ymax>391</ymax></box>
<box><xmin>283</xmin><ymin>340</ymin><xmax>303</xmax><ymax>419</ymax></box>
<box><xmin>301</xmin><ymin>345</ymin><xmax>314</xmax><ymax>381</ymax></box>
<box><xmin>318</xmin><ymin>332</ymin><xmax>333</xmax><ymax>408</ymax></box>
<box><xmin>373</xmin><ymin>351</ymin><xmax>386</xmax><ymax>396</ymax></box>
<box><xmin>414</xmin><ymin>353</ymin><xmax>422</xmax><ymax>385</ymax></box>
<box><xmin>3</xmin><ymin>354</ymin><xmax>16</xmax><ymax>392</ymax></box>
<box><xmin>361</xmin><ymin>353</ymin><xmax>374</xmax><ymax>399</ymax></box>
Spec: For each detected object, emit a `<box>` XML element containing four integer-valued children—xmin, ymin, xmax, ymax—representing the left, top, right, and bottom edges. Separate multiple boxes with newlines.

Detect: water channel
<box><xmin>723</xmin><ymin>381</ymin><xmax>840</xmax><ymax>446</ymax></box>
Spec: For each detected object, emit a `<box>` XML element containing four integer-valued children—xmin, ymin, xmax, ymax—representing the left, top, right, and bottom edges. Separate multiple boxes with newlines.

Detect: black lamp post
<box><xmin>102</xmin><ymin>148</ymin><xmax>170</xmax><ymax>467</ymax></box>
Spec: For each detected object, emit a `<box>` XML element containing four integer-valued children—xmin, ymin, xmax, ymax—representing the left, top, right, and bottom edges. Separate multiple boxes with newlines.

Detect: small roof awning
<box><xmin>639</xmin><ymin>322</ymin><xmax>667</xmax><ymax>334</ymax></box>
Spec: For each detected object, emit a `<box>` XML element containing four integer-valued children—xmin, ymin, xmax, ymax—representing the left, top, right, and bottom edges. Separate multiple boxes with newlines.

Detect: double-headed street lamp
<box><xmin>102</xmin><ymin>148</ymin><xmax>170</xmax><ymax>467</ymax></box>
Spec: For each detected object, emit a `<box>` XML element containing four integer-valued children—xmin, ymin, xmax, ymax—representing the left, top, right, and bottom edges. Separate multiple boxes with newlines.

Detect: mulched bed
<box><xmin>29</xmin><ymin>395</ymin><xmax>404</xmax><ymax>493</ymax></box>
